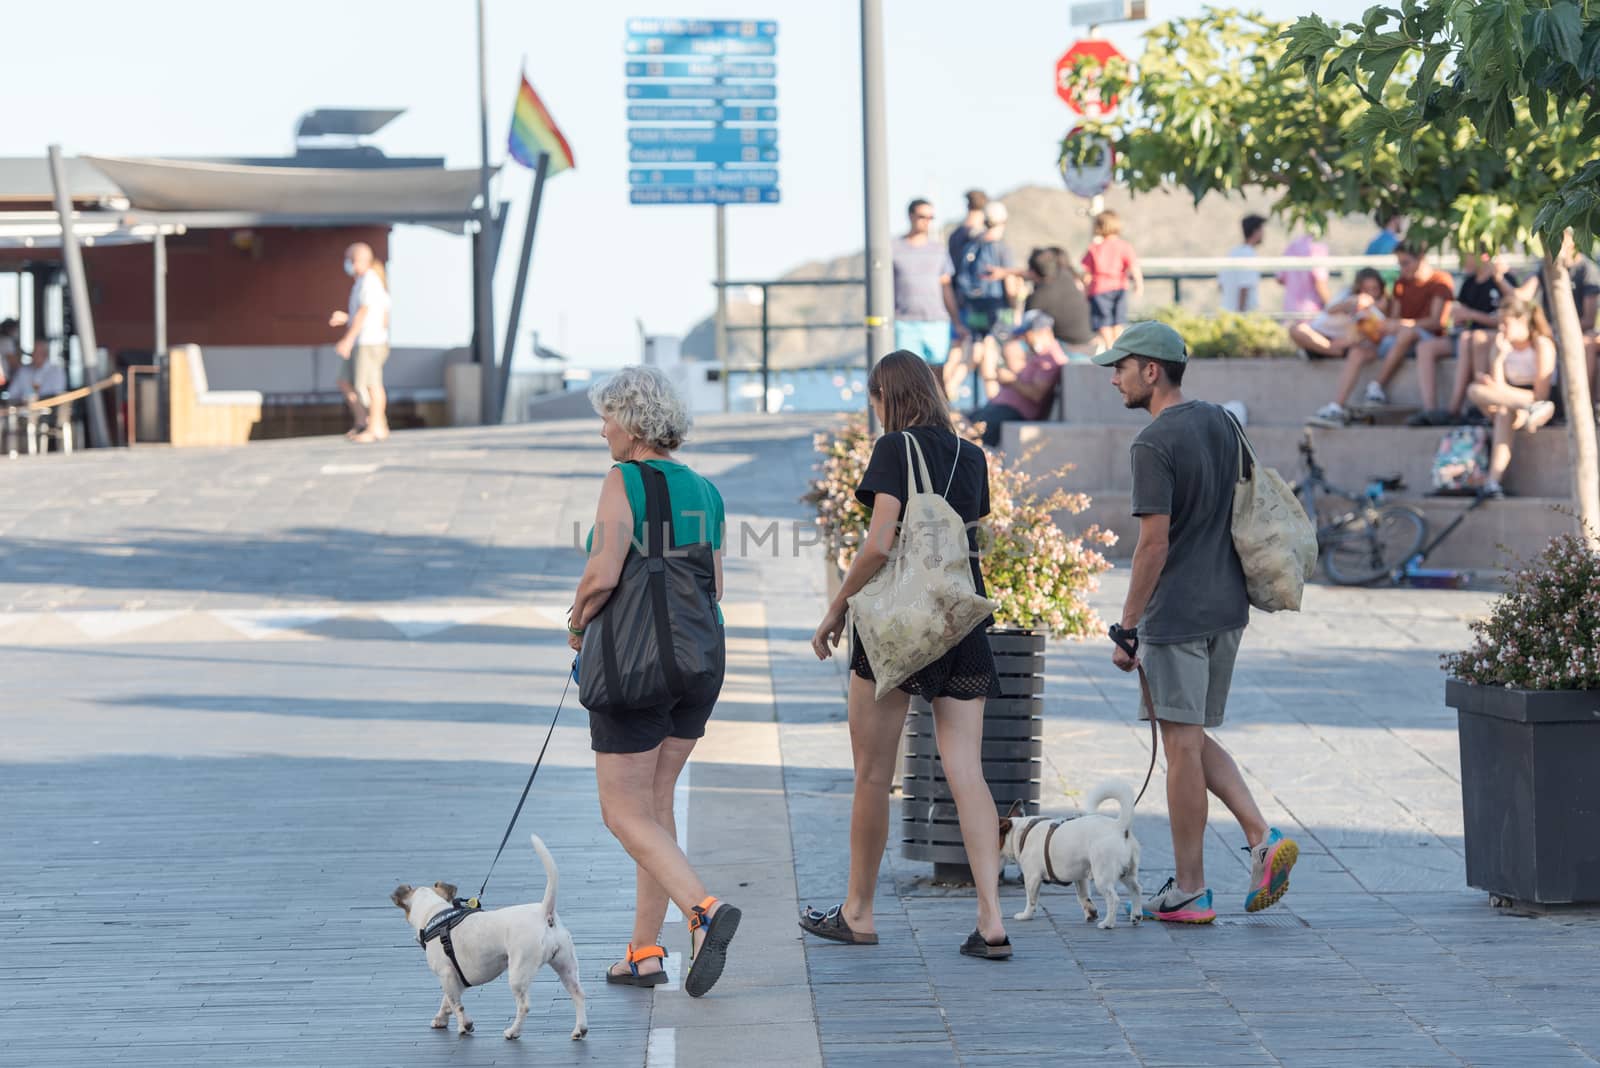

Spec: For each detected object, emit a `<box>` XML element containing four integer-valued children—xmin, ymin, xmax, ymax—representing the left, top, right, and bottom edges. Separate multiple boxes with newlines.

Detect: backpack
<box><xmin>578</xmin><ymin>462</ymin><xmax>725</xmax><ymax>716</ymax></box>
<box><xmin>1223</xmin><ymin>410</ymin><xmax>1318</xmax><ymax>612</ymax></box>
<box><xmin>1431</xmin><ymin>427</ymin><xmax>1490</xmax><ymax>495</ymax></box>
<box><xmin>955</xmin><ymin>237</ymin><xmax>1005</xmax><ymax>302</ymax></box>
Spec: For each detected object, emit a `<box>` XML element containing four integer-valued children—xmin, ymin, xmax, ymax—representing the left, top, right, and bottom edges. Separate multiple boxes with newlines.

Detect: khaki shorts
<box><xmin>1139</xmin><ymin>628</ymin><xmax>1243</xmax><ymax>728</ymax></box>
<box><xmin>340</xmin><ymin>343</ymin><xmax>389</xmax><ymax>397</ymax></box>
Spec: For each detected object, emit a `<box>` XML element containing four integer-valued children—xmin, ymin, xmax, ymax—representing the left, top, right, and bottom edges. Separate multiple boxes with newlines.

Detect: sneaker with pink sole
<box><xmin>1244</xmin><ymin>828</ymin><xmax>1299</xmax><ymax>913</ymax></box>
<box><xmin>1141</xmin><ymin>878</ymin><xmax>1216</xmax><ymax>924</ymax></box>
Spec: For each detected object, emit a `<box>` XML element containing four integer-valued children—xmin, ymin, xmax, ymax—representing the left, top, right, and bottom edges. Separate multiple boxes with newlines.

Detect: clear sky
<box><xmin>5</xmin><ymin>0</ymin><xmax>1363</xmax><ymax>366</ymax></box>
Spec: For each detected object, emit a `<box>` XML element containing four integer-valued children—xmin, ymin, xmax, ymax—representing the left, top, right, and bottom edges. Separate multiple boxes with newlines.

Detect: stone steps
<box><xmin>1057</xmin><ymin>488</ymin><xmax>1572</xmax><ymax>570</ymax></box>
<box><xmin>1007</xmin><ymin>422</ymin><xmax>1574</xmax><ymax>499</ymax></box>
<box><xmin>1051</xmin><ymin>357</ymin><xmax>1565</xmax><ymax>427</ymax></box>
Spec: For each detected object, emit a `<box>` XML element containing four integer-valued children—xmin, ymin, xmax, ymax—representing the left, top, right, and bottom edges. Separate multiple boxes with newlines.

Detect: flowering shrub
<box><xmin>803</xmin><ymin>416</ymin><xmax>1116</xmax><ymax>639</ymax></box>
<box><xmin>1443</xmin><ymin>531</ymin><xmax>1600</xmax><ymax>690</ymax></box>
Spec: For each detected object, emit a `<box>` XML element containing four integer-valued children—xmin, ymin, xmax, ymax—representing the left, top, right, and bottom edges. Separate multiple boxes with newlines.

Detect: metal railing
<box><xmin>707</xmin><ymin>253</ymin><xmax>1545</xmax><ymax>410</ymax></box>
<box><xmin>713</xmin><ymin>277</ymin><xmax>866</xmax><ymax>413</ymax></box>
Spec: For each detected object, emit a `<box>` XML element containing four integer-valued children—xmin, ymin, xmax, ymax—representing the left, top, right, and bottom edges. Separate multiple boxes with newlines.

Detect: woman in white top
<box><xmin>1464</xmin><ymin>297</ymin><xmax>1557</xmax><ymax>498</ymax></box>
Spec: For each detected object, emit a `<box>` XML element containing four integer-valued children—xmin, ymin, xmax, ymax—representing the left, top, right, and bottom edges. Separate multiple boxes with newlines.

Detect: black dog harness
<box><xmin>418</xmin><ymin>900</ymin><xmax>482</xmax><ymax>987</ymax></box>
<box><xmin>1016</xmin><ymin>816</ymin><xmax>1081</xmax><ymax>885</ymax></box>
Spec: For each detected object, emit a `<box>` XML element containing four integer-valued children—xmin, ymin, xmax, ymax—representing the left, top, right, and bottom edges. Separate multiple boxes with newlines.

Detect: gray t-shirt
<box><xmin>1129</xmin><ymin>400</ymin><xmax>1249</xmax><ymax>643</ymax></box>
<box><xmin>892</xmin><ymin>236</ymin><xmax>954</xmax><ymax>322</ymax></box>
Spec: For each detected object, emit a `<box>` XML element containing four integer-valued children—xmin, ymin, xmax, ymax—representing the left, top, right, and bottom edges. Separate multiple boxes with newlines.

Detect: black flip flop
<box><xmin>959</xmin><ymin>929</ymin><xmax>1012</xmax><ymax>960</ymax></box>
<box><xmin>684</xmin><ymin>901</ymin><xmax>741</xmax><ymax>998</ymax></box>
<box><xmin>799</xmin><ymin>904</ymin><xmax>879</xmax><ymax>945</ymax></box>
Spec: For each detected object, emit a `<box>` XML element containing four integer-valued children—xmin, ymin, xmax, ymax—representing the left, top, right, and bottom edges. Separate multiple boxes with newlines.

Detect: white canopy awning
<box><xmin>84</xmin><ymin>156</ymin><xmax>491</xmax><ymax>224</ymax></box>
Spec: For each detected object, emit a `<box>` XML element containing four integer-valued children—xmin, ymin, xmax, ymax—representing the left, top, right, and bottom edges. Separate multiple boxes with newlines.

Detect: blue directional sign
<box><xmin>630</xmin><ymin>186</ymin><xmax>781</xmax><ymax>205</ymax></box>
<box><xmin>626</xmin><ymin>16</ymin><xmax>779</xmax><ymax>206</ymax></box>
<box><xmin>626</xmin><ymin>82</ymin><xmax>776</xmax><ymax>101</ymax></box>
<box><xmin>630</xmin><ymin>145</ymin><xmax>780</xmax><ymax>164</ymax></box>
<box><xmin>625</xmin><ymin>60</ymin><xmax>776</xmax><ymax>78</ymax></box>
<box><xmin>629</xmin><ymin>127</ymin><xmax>778</xmax><ymax>146</ymax></box>
<box><xmin>627</xmin><ymin>104</ymin><xmax>778</xmax><ymax>123</ymax></box>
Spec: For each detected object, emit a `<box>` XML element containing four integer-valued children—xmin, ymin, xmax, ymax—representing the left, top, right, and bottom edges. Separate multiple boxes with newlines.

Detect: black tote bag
<box><xmin>579</xmin><ymin>462</ymin><xmax>725</xmax><ymax>717</ymax></box>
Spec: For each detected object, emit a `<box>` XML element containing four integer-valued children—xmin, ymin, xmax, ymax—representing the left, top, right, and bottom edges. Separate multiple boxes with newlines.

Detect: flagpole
<box><xmin>473</xmin><ymin>0</ymin><xmax>499</xmax><ymax>424</ymax></box>
<box><xmin>498</xmin><ymin>150</ymin><xmax>550</xmax><ymax>419</ymax></box>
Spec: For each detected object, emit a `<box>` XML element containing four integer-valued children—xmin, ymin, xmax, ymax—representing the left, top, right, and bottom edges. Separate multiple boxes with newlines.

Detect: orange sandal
<box><xmin>606</xmin><ymin>943</ymin><xmax>668</xmax><ymax>987</ymax></box>
<box><xmin>684</xmin><ymin>896</ymin><xmax>741</xmax><ymax>999</ymax></box>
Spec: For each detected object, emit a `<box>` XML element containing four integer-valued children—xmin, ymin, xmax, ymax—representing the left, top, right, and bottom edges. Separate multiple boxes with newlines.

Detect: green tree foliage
<box><xmin>1280</xmin><ymin>0</ymin><xmax>1599</xmax><ymax>546</ymax></box>
<box><xmin>1064</xmin><ymin>4</ymin><xmax>1599</xmax><ymax>546</ymax></box>
<box><xmin>1281</xmin><ymin>0</ymin><xmax>1600</xmax><ymax>253</ymax></box>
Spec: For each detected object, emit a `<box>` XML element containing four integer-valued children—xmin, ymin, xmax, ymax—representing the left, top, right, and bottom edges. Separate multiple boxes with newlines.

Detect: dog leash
<box><xmin>468</xmin><ymin>656</ymin><xmax>575</xmax><ymax>909</ymax></box>
<box><xmin>1133</xmin><ymin>666</ymin><xmax>1159</xmax><ymax>807</ymax></box>
<box><xmin>1110</xmin><ymin>625</ymin><xmax>1160</xmax><ymax>807</ymax></box>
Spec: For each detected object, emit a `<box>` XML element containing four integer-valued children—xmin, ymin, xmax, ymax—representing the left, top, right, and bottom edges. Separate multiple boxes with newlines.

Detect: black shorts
<box><xmin>587</xmin><ymin>688</ymin><xmax>719</xmax><ymax>754</ymax></box>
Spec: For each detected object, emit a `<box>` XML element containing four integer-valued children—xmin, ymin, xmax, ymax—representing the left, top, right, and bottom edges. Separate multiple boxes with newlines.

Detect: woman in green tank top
<box><xmin>568</xmin><ymin>365</ymin><xmax>740</xmax><ymax>997</ymax></box>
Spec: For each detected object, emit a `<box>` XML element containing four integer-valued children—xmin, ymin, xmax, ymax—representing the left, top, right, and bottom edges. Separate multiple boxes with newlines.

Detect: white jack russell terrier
<box><xmin>391</xmin><ymin>834</ymin><xmax>587</xmax><ymax>1041</ymax></box>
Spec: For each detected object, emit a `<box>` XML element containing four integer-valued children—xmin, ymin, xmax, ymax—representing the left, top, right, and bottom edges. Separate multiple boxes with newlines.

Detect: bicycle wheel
<box><xmin>1320</xmin><ymin>503</ymin><xmax>1427</xmax><ymax>586</ymax></box>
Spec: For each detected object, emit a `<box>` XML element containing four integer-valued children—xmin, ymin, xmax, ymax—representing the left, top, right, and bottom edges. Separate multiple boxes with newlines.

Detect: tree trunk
<box><xmin>1544</xmin><ymin>255</ymin><xmax>1600</xmax><ymax>551</ymax></box>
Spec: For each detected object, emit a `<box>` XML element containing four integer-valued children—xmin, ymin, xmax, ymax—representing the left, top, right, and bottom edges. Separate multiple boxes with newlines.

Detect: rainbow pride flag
<box><xmin>508</xmin><ymin>72</ymin><xmax>574</xmax><ymax>175</ymax></box>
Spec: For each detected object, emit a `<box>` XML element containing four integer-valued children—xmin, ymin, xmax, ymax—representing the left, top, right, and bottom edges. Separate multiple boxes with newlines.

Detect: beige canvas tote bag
<box><xmin>848</xmin><ymin>432</ymin><xmax>998</xmax><ymax>698</ymax></box>
<box><xmin>1224</xmin><ymin>410</ymin><xmax>1317</xmax><ymax>612</ymax></box>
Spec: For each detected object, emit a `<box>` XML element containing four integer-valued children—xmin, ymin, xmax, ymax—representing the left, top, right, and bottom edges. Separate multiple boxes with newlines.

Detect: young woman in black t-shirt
<box><xmin>801</xmin><ymin>351</ymin><xmax>1011</xmax><ymax>960</ymax></box>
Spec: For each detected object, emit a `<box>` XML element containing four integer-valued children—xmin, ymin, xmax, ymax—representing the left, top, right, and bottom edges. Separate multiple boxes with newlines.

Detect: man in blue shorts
<box><xmin>892</xmin><ymin>198</ymin><xmax>964</xmax><ymax>366</ymax></box>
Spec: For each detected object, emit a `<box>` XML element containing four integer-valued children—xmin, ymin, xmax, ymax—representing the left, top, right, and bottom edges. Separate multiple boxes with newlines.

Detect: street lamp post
<box><xmin>474</xmin><ymin>0</ymin><xmax>499</xmax><ymax>425</ymax></box>
<box><xmin>859</xmin><ymin>0</ymin><xmax>892</xmax><ymax>432</ymax></box>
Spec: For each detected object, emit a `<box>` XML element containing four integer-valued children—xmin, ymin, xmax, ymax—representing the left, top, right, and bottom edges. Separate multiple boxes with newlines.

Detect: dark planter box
<box><xmin>1446</xmin><ymin>678</ymin><xmax>1600</xmax><ymax>906</ymax></box>
<box><xmin>901</xmin><ymin>628</ymin><xmax>1044</xmax><ymax>882</ymax></box>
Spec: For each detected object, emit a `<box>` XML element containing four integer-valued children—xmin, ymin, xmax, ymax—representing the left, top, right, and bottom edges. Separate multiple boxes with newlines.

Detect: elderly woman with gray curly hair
<box><xmin>568</xmin><ymin>365</ymin><xmax>740</xmax><ymax>998</ymax></box>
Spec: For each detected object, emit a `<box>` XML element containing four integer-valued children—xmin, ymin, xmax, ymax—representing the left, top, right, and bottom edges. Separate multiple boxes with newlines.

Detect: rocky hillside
<box><xmin>683</xmin><ymin>184</ymin><xmax>1378</xmax><ymax>369</ymax></box>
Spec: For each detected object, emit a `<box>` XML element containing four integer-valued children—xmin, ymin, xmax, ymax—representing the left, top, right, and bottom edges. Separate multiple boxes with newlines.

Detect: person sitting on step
<box><xmin>1463</xmin><ymin>298</ymin><xmax>1556</xmax><ymax>499</ymax></box>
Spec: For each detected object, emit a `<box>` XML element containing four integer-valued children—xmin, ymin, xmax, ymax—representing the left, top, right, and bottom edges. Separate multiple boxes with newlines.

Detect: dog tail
<box><xmin>531</xmin><ymin>833</ymin><xmax>558</xmax><ymax>925</ymax></box>
<box><xmin>1088</xmin><ymin>780</ymin><xmax>1136</xmax><ymax>838</ymax></box>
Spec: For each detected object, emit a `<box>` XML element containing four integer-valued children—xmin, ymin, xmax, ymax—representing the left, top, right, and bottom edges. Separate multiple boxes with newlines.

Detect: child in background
<box><xmin>1080</xmin><ymin>211</ymin><xmax>1143</xmax><ymax>348</ymax></box>
<box><xmin>1289</xmin><ymin>267</ymin><xmax>1388</xmax><ymax>358</ymax></box>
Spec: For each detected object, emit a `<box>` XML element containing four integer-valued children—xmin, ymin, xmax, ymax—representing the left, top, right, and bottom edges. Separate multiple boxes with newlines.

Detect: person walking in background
<box><xmin>1464</xmin><ymin>298</ymin><xmax>1557</xmax><ymax>499</ymax></box>
<box><xmin>892</xmin><ymin>199</ymin><xmax>963</xmax><ymax>367</ymax></box>
<box><xmin>328</xmin><ymin>242</ymin><xmax>392</xmax><ymax>443</ymax></box>
<box><xmin>947</xmin><ymin>202</ymin><xmax>1018</xmax><ymax>401</ymax></box>
<box><xmin>1218</xmin><ymin>215</ymin><xmax>1266</xmax><ymax>314</ymax></box>
<box><xmin>967</xmin><ymin>310</ymin><xmax>1068</xmax><ymax>445</ymax></box>
<box><xmin>0</xmin><ymin>318</ymin><xmax>19</xmax><ymax>393</ymax></box>
<box><xmin>1367</xmin><ymin>211</ymin><xmax>1405</xmax><ymax>255</ymax></box>
<box><xmin>1278</xmin><ymin>231</ymin><xmax>1331</xmax><ymax>317</ymax></box>
<box><xmin>1024</xmin><ymin>248</ymin><xmax>1095</xmax><ymax>352</ymax></box>
<box><xmin>569</xmin><ymin>365</ymin><xmax>741</xmax><ymax>997</ymax></box>
<box><xmin>1082</xmin><ymin>210</ymin><xmax>1143</xmax><ymax>348</ymax></box>
<box><xmin>1093</xmin><ymin>321</ymin><xmax>1298</xmax><ymax>924</ymax></box>
<box><xmin>946</xmin><ymin>190</ymin><xmax>988</xmax><ymax>279</ymax></box>
<box><xmin>803</xmin><ymin>351</ymin><xmax>1011</xmax><ymax>960</ymax></box>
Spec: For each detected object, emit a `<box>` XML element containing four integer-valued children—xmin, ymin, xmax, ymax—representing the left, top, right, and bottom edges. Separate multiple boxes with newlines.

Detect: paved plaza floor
<box><xmin>1</xmin><ymin>414</ymin><xmax>1596</xmax><ymax>1067</ymax></box>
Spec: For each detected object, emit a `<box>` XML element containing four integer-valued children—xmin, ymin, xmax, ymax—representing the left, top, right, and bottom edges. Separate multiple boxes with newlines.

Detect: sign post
<box><xmin>625</xmin><ymin>19</ymin><xmax>780</xmax><ymax>205</ymax></box>
<box><xmin>626</xmin><ymin>18</ymin><xmax>779</xmax><ymax>412</ymax></box>
<box><xmin>1055</xmin><ymin>39</ymin><xmax>1126</xmax><ymax>118</ymax></box>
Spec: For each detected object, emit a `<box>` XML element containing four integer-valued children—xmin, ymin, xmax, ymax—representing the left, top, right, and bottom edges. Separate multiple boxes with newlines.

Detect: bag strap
<box><xmin>944</xmin><ymin>437</ymin><xmax>962</xmax><ymax>497</ymax></box>
<box><xmin>904</xmin><ymin>430</ymin><xmax>937</xmax><ymax>498</ymax></box>
<box><xmin>628</xmin><ymin>460</ymin><xmax>676</xmax><ymax>556</ymax></box>
<box><xmin>1220</xmin><ymin>408</ymin><xmax>1256</xmax><ymax>484</ymax></box>
<box><xmin>632</xmin><ymin>462</ymin><xmax>687</xmax><ymax>699</ymax></box>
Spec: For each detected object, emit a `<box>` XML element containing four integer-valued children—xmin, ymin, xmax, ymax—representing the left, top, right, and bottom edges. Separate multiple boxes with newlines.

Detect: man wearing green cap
<box><xmin>1093</xmin><ymin>321</ymin><xmax>1299</xmax><ymax>924</ymax></box>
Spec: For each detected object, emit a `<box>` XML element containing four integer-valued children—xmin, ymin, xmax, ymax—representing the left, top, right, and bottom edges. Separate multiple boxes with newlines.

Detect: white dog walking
<box><xmin>391</xmin><ymin>834</ymin><xmax>588</xmax><ymax>1040</ymax></box>
<box><xmin>999</xmin><ymin>780</ymin><xmax>1144</xmax><ymax>929</ymax></box>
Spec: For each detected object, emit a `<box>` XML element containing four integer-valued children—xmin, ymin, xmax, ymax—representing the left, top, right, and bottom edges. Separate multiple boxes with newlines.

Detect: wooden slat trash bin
<box><xmin>901</xmin><ymin>628</ymin><xmax>1044</xmax><ymax>883</ymax></box>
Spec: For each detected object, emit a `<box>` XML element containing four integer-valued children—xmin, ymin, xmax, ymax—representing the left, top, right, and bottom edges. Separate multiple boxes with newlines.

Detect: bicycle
<box><xmin>1290</xmin><ymin>428</ymin><xmax>1428</xmax><ymax>585</ymax></box>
